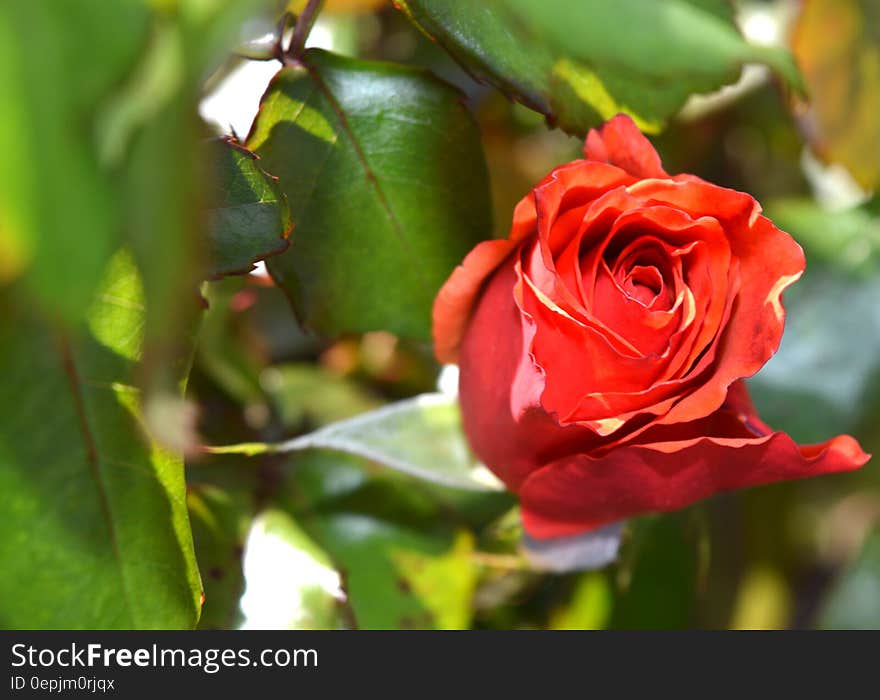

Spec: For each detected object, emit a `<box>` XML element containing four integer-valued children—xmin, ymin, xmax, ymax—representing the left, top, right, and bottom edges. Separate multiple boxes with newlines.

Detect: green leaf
<box><xmin>0</xmin><ymin>1</ymin><xmax>149</xmax><ymax>316</ymax></box>
<box><xmin>610</xmin><ymin>515</ymin><xmax>700</xmax><ymax>629</ymax></box>
<box><xmin>281</xmin><ymin>450</ymin><xmax>509</xmax><ymax>629</ymax></box>
<box><xmin>246</xmin><ymin>49</ymin><xmax>492</xmax><ymax>340</ymax></box>
<box><xmin>818</xmin><ymin>529</ymin><xmax>880</xmax><ymax>629</ymax></box>
<box><xmin>239</xmin><ymin>509</ymin><xmax>346</xmax><ymax>630</ymax></box>
<box><xmin>205</xmin><ymin>138</ymin><xmax>292</xmax><ymax>278</ymax></box>
<box><xmin>286</xmin><ymin>448</ymin><xmax>513</xmax><ymax>531</ymax></box>
<box><xmin>0</xmin><ymin>251</ymin><xmax>202</xmax><ymax>628</ymax></box>
<box><xmin>195</xmin><ymin>278</ymin><xmax>268</xmax><ymax>407</ymax></box>
<box><xmin>206</xmin><ymin>393</ymin><xmax>504</xmax><ymax>492</ymax></box>
<box><xmin>261</xmin><ymin>363</ymin><xmax>384</xmax><ymax>428</ymax></box>
<box><xmin>549</xmin><ymin>572</ymin><xmax>613</xmax><ymax>630</ymax></box>
<box><xmin>0</xmin><ymin>0</ymin><xmax>283</xmax><ymax>450</ymax></box>
<box><xmin>390</xmin><ymin>530</ymin><xmax>480</xmax><ymax>630</ymax></box>
<box><xmin>397</xmin><ymin>0</ymin><xmax>802</xmax><ymax>135</ymax></box>
<box><xmin>764</xmin><ymin>198</ymin><xmax>880</xmax><ymax>272</ymax></box>
<box><xmin>0</xmin><ymin>0</ymin><xmax>280</xmax><ymax>319</ymax></box>
<box><xmin>121</xmin><ymin>1</ymin><xmax>282</xmax><ymax>366</ymax></box>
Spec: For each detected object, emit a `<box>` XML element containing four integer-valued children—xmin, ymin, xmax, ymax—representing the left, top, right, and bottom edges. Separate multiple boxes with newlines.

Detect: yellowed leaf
<box><xmin>0</xmin><ymin>214</ymin><xmax>30</xmax><ymax>284</ymax></box>
<box><xmin>793</xmin><ymin>0</ymin><xmax>880</xmax><ymax>191</ymax></box>
<box><xmin>288</xmin><ymin>0</ymin><xmax>385</xmax><ymax>14</ymax></box>
<box><xmin>392</xmin><ymin>531</ymin><xmax>479</xmax><ymax>630</ymax></box>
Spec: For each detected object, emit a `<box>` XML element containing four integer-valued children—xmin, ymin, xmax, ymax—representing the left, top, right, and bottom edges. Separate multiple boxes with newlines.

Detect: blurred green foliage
<box><xmin>2</xmin><ymin>0</ymin><xmax>879</xmax><ymax>630</ymax></box>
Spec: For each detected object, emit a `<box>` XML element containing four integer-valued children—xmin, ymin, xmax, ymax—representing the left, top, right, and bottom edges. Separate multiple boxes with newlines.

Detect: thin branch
<box><xmin>272</xmin><ymin>11</ymin><xmax>293</xmax><ymax>62</ymax></box>
<box><xmin>287</xmin><ymin>0</ymin><xmax>325</xmax><ymax>61</ymax></box>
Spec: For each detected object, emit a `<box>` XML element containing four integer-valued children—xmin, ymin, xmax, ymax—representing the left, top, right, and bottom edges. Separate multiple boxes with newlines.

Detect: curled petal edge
<box><xmin>519</xmin><ymin>431</ymin><xmax>869</xmax><ymax>539</ymax></box>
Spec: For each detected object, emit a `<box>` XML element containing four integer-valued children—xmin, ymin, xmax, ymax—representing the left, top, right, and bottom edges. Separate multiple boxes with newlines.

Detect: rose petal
<box><xmin>629</xmin><ymin>177</ymin><xmax>760</xmax><ymax>232</ymax></box>
<box><xmin>519</xmin><ymin>428</ymin><xmax>869</xmax><ymax>539</ymax></box>
<box><xmin>584</xmin><ymin>114</ymin><xmax>668</xmax><ymax>179</ymax></box>
<box><xmin>434</xmin><ymin>161</ymin><xmax>632</xmax><ymax>364</ymax></box>
<box><xmin>532</xmin><ymin>204</ymin><xmax>736</xmax><ymax>431</ymax></box>
<box><xmin>651</xmin><ymin>215</ymin><xmax>805</xmax><ymax>429</ymax></box>
<box><xmin>432</xmin><ymin>196</ymin><xmax>536</xmax><ymax>363</ymax></box>
<box><xmin>458</xmin><ymin>261</ymin><xmax>604</xmax><ymax>489</ymax></box>
<box><xmin>534</xmin><ymin>160</ymin><xmax>636</xmax><ymax>256</ymax></box>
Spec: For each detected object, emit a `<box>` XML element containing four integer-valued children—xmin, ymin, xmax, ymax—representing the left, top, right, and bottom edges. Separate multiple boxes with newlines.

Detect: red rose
<box><xmin>433</xmin><ymin>114</ymin><xmax>870</xmax><ymax>539</ymax></box>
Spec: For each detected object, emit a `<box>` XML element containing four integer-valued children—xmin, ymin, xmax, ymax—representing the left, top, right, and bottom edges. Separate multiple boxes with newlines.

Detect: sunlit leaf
<box><xmin>205</xmin><ymin>138</ymin><xmax>292</xmax><ymax>278</ymax></box>
<box><xmin>281</xmin><ymin>451</ymin><xmax>509</xmax><ymax>629</ymax></box>
<box><xmin>246</xmin><ymin>49</ymin><xmax>492</xmax><ymax>340</ymax></box>
<box><xmin>392</xmin><ymin>531</ymin><xmax>480</xmax><ymax>630</ymax></box>
<box><xmin>729</xmin><ymin>566</ymin><xmax>791</xmax><ymax>630</ymax></box>
<box><xmin>206</xmin><ymin>393</ymin><xmax>504</xmax><ymax>492</ymax></box>
<box><xmin>307</xmin><ymin>512</ymin><xmax>451</xmax><ymax>629</ymax></box>
<box><xmin>0</xmin><ymin>251</ymin><xmax>202</xmax><ymax>628</ymax></box>
<box><xmin>239</xmin><ymin>509</ymin><xmax>346</xmax><ymax>629</ymax></box>
<box><xmin>549</xmin><ymin>573</ymin><xmax>612</xmax><ymax>630</ymax></box>
<box><xmin>793</xmin><ymin>0</ymin><xmax>880</xmax><ymax>191</ymax></box>
<box><xmin>289</xmin><ymin>0</ymin><xmax>385</xmax><ymax>13</ymax></box>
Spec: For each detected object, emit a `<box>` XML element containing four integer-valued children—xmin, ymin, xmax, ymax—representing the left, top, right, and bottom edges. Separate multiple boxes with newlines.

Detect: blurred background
<box><xmin>186</xmin><ymin>0</ymin><xmax>880</xmax><ymax>629</ymax></box>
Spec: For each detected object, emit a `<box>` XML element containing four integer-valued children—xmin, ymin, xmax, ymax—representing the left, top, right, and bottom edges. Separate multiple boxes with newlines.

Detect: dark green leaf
<box><xmin>610</xmin><ymin>515</ymin><xmax>700</xmax><ymax>629</ymax></box>
<box><xmin>247</xmin><ymin>49</ymin><xmax>492</xmax><ymax>340</ymax></box>
<box><xmin>205</xmin><ymin>138</ymin><xmax>292</xmax><ymax>278</ymax></box>
<box><xmin>0</xmin><ymin>251</ymin><xmax>202</xmax><ymax>628</ymax></box>
<box><xmin>397</xmin><ymin>0</ymin><xmax>801</xmax><ymax>135</ymax></box>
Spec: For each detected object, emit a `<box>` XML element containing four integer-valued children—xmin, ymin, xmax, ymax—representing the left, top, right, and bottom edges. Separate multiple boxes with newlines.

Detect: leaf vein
<box><xmin>57</xmin><ymin>333</ymin><xmax>138</xmax><ymax>624</ymax></box>
<box><xmin>302</xmin><ymin>57</ymin><xmax>432</xmax><ymax>304</ymax></box>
